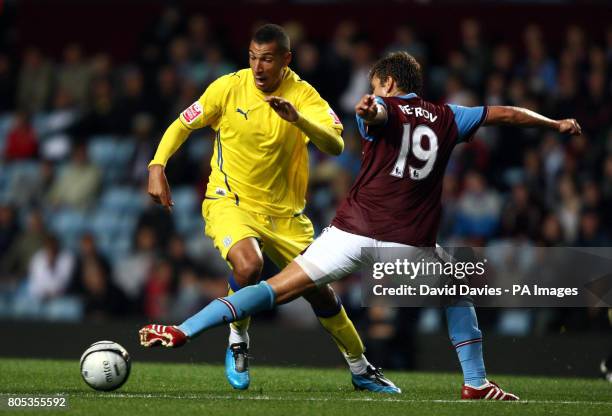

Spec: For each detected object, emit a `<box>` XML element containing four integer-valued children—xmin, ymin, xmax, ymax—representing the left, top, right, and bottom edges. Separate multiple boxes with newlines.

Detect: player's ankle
<box><xmin>229</xmin><ymin>327</ymin><xmax>250</xmax><ymax>347</ymax></box>
<box><xmin>176</xmin><ymin>324</ymin><xmax>191</xmax><ymax>338</ymax></box>
<box><xmin>346</xmin><ymin>354</ymin><xmax>370</xmax><ymax>375</ymax></box>
<box><xmin>464</xmin><ymin>378</ymin><xmax>488</xmax><ymax>388</ymax></box>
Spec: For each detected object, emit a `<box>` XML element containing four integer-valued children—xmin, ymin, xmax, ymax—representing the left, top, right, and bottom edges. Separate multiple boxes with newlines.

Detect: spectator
<box><xmin>136</xmin><ymin>200</ymin><xmax>176</xmax><ymax>251</ymax></box>
<box><xmin>77</xmin><ymin>77</ymin><xmax>120</xmax><ymax>136</ymax></box>
<box><xmin>339</xmin><ymin>36</ymin><xmax>373</xmax><ymax>116</ymax></box>
<box><xmin>0</xmin><ymin>204</ymin><xmax>19</xmax><ymax>256</ymax></box>
<box><xmin>129</xmin><ymin>113</ymin><xmax>158</xmax><ymax>186</ymax></box>
<box><xmin>56</xmin><ymin>44</ymin><xmax>91</xmax><ymax>108</ymax></box>
<box><xmin>459</xmin><ymin>19</ymin><xmax>489</xmax><ymax>88</ymax></box>
<box><xmin>3</xmin><ymin>111</ymin><xmax>38</xmax><ymax>160</ymax></box>
<box><xmin>193</xmin><ymin>45</ymin><xmax>235</xmax><ymax>86</ymax></box>
<box><xmin>168</xmin><ymin>37</ymin><xmax>193</xmax><ymax>82</ymax></box>
<box><xmin>500</xmin><ymin>182</ymin><xmax>541</xmax><ymax>240</ymax></box>
<box><xmin>143</xmin><ymin>258</ymin><xmax>175</xmax><ymax>319</ymax></box>
<box><xmin>171</xmin><ymin>266</ymin><xmax>206</xmax><ymax>320</ymax></box>
<box><xmin>47</xmin><ymin>143</ymin><xmax>102</xmax><ymax>211</ymax></box>
<box><xmin>70</xmin><ymin>233</ymin><xmax>112</xmax><ymax>289</ymax></box>
<box><xmin>5</xmin><ymin>159</ymin><xmax>54</xmax><ymax>209</ymax></box>
<box><xmin>385</xmin><ymin>24</ymin><xmax>427</xmax><ymax>65</ymax></box>
<box><xmin>454</xmin><ymin>171</ymin><xmax>501</xmax><ymax>242</ymax></box>
<box><xmin>538</xmin><ymin>213</ymin><xmax>565</xmax><ymax>246</ymax></box>
<box><xmin>0</xmin><ymin>54</ymin><xmax>16</xmax><ymax>112</ymax></box>
<box><xmin>17</xmin><ymin>47</ymin><xmax>52</xmax><ymax>112</ymax></box>
<box><xmin>491</xmin><ymin>44</ymin><xmax>514</xmax><ymax>81</ymax></box>
<box><xmin>187</xmin><ymin>15</ymin><xmax>212</xmax><ymax>57</ymax></box>
<box><xmin>90</xmin><ymin>53</ymin><xmax>113</xmax><ymax>80</ymax></box>
<box><xmin>38</xmin><ymin>88</ymin><xmax>80</xmax><ymax>159</ymax></box>
<box><xmin>78</xmin><ymin>258</ymin><xmax>129</xmax><ymax>320</ymax></box>
<box><xmin>519</xmin><ymin>25</ymin><xmax>557</xmax><ymax>95</ymax></box>
<box><xmin>26</xmin><ymin>234</ymin><xmax>75</xmax><ymax>301</ymax></box>
<box><xmin>577</xmin><ymin>70</ymin><xmax>611</xmax><ymax>137</ymax></box>
<box><xmin>113</xmin><ymin>225</ymin><xmax>157</xmax><ymax>305</ymax></box>
<box><xmin>116</xmin><ymin>67</ymin><xmax>149</xmax><ymax>133</ymax></box>
<box><xmin>153</xmin><ymin>66</ymin><xmax>180</xmax><ymax>125</ymax></box>
<box><xmin>323</xmin><ymin>20</ymin><xmax>356</xmax><ymax>110</ymax></box>
<box><xmin>556</xmin><ymin>175</ymin><xmax>581</xmax><ymax>243</ymax></box>
<box><xmin>576</xmin><ymin>209</ymin><xmax>610</xmax><ymax>246</ymax></box>
<box><xmin>167</xmin><ymin>234</ymin><xmax>196</xmax><ymax>278</ymax></box>
<box><xmin>1</xmin><ymin>210</ymin><xmax>46</xmax><ymax>285</ymax></box>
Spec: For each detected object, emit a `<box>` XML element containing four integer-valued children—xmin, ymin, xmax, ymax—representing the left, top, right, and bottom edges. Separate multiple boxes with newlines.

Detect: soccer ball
<box><xmin>80</xmin><ymin>341</ymin><xmax>131</xmax><ymax>391</ymax></box>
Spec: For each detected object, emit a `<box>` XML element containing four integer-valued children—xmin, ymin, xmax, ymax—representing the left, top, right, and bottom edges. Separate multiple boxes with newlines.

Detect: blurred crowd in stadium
<box><xmin>1</xmin><ymin>7</ymin><xmax>611</xmax><ymax>365</ymax></box>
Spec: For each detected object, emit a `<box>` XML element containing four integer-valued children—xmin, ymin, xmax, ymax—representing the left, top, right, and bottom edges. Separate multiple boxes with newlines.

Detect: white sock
<box><xmin>466</xmin><ymin>379</ymin><xmax>490</xmax><ymax>388</ymax></box>
<box><xmin>228</xmin><ymin>325</ymin><xmax>249</xmax><ymax>347</ymax></box>
<box><xmin>345</xmin><ymin>353</ymin><xmax>370</xmax><ymax>375</ymax></box>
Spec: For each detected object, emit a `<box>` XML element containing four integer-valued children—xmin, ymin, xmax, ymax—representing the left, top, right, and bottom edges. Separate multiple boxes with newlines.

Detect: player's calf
<box><xmin>139</xmin><ymin>324</ymin><xmax>187</xmax><ymax>348</ymax></box>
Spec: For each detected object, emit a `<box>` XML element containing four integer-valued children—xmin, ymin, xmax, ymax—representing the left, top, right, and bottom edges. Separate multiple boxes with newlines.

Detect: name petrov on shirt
<box><xmin>398</xmin><ymin>104</ymin><xmax>438</xmax><ymax>123</ymax></box>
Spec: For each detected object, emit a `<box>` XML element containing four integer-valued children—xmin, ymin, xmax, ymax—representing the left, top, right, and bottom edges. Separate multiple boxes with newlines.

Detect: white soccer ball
<box><xmin>80</xmin><ymin>341</ymin><xmax>131</xmax><ymax>391</ymax></box>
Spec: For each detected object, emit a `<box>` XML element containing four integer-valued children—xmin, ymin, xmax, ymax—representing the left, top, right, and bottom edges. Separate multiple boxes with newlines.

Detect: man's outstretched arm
<box><xmin>147</xmin><ymin>119</ymin><xmax>193</xmax><ymax>211</ymax></box>
<box><xmin>484</xmin><ymin>106</ymin><xmax>582</xmax><ymax>135</ymax></box>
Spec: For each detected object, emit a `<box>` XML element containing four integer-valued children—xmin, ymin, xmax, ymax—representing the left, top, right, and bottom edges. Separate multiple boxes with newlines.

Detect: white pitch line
<box><xmin>68</xmin><ymin>392</ymin><xmax>612</xmax><ymax>406</ymax></box>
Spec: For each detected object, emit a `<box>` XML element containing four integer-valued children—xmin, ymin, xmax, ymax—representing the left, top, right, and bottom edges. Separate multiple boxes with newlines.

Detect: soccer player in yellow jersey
<box><xmin>145</xmin><ymin>24</ymin><xmax>398</xmax><ymax>392</ymax></box>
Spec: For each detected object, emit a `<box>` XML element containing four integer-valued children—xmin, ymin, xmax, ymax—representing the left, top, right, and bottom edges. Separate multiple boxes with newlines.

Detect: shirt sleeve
<box><xmin>447</xmin><ymin>104</ymin><xmax>488</xmax><ymax>143</ymax></box>
<box><xmin>355</xmin><ymin>96</ymin><xmax>387</xmax><ymax>141</ymax></box>
<box><xmin>178</xmin><ymin>74</ymin><xmax>230</xmax><ymax>130</ymax></box>
<box><xmin>298</xmin><ymin>84</ymin><xmax>343</xmax><ymax>141</ymax></box>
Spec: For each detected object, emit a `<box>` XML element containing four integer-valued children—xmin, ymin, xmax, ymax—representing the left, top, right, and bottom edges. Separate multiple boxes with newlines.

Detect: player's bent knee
<box><xmin>303</xmin><ymin>284</ymin><xmax>339</xmax><ymax>313</ymax></box>
<box><xmin>227</xmin><ymin>238</ymin><xmax>264</xmax><ymax>287</ymax></box>
<box><xmin>232</xmin><ymin>260</ymin><xmax>263</xmax><ymax>287</ymax></box>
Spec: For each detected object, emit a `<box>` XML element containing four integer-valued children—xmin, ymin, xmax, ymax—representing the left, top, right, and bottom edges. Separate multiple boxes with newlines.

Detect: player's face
<box><xmin>371</xmin><ymin>76</ymin><xmax>392</xmax><ymax>97</ymax></box>
<box><xmin>249</xmin><ymin>41</ymin><xmax>291</xmax><ymax>92</ymax></box>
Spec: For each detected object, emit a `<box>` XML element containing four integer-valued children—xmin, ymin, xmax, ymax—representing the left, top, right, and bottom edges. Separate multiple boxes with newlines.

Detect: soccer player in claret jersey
<box><xmin>142</xmin><ymin>24</ymin><xmax>398</xmax><ymax>393</ymax></box>
<box><xmin>141</xmin><ymin>52</ymin><xmax>581</xmax><ymax>399</ymax></box>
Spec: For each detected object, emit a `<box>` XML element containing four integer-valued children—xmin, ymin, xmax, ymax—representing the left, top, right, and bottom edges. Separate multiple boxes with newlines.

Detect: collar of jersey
<box><xmin>397</xmin><ymin>93</ymin><xmax>418</xmax><ymax>99</ymax></box>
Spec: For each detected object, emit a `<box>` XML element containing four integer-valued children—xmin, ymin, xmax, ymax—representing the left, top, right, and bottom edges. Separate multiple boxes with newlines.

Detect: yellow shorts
<box><xmin>202</xmin><ymin>197</ymin><xmax>314</xmax><ymax>269</ymax></box>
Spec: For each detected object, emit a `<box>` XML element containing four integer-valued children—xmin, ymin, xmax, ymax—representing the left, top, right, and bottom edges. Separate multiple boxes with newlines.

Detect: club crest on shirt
<box><xmin>182</xmin><ymin>101</ymin><xmax>203</xmax><ymax>124</ymax></box>
<box><xmin>328</xmin><ymin>108</ymin><xmax>342</xmax><ymax>125</ymax></box>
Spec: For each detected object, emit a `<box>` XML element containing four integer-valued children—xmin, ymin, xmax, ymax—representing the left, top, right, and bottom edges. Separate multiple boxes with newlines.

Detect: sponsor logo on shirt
<box><xmin>328</xmin><ymin>108</ymin><xmax>342</xmax><ymax>125</ymax></box>
<box><xmin>236</xmin><ymin>108</ymin><xmax>250</xmax><ymax>120</ymax></box>
<box><xmin>223</xmin><ymin>236</ymin><xmax>233</xmax><ymax>248</ymax></box>
<box><xmin>182</xmin><ymin>101</ymin><xmax>203</xmax><ymax>124</ymax></box>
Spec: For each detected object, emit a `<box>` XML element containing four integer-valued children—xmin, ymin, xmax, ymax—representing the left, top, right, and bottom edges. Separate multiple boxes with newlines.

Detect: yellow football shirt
<box><xmin>178</xmin><ymin>67</ymin><xmax>343</xmax><ymax>217</ymax></box>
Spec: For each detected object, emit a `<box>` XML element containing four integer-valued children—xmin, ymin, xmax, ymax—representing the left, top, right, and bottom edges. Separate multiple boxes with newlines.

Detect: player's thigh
<box><xmin>375</xmin><ymin>240</ymin><xmax>443</xmax><ymax>265</ymax></box>
<box><xmin>202</xmin><ymin>197</ymin><xmax>263</xmax><ymax>262</ymax></box>
<box><xmin>261</xmin><ymin>213</ymin><xmax>314</xmax><ymax>269</ymax></box>
<box><xmin>295</xmin><ymin>226</ymin><xmax>373</xmax><ymax>287</ymax></box>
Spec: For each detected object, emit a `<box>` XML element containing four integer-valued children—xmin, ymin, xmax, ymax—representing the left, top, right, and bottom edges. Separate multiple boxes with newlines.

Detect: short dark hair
<box><xmin>369</xmin><ymin>51</ymin><xmax>423</xmax><ymax>95</ymax></box>
<box><xmin>252</xmin><ymin>24</ymin><xmax>290</xmax><ymax>53</ymax></box>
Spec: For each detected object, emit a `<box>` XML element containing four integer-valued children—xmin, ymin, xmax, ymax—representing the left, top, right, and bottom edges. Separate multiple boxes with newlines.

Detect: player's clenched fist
<box><xmin>558</xmin><ymin>118</ymin><xmax>582</xmax><ymax>136</ymax></box>
<box><xmin>355</xmin><ymin>94</ymin><xmax>378</xmax><ymax>121</ymax></box>
<box><xmin>265</xmin><ymin>96</ymin><xmax>299</xmax><ymax>122</ymax></box>
<box><xmin>148</xmin><ymin>164</ymin><xmax>174</xmax><ymax>212</ymax></box>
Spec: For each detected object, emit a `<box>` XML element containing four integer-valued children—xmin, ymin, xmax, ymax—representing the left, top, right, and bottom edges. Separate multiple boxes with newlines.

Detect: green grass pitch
<box><xmin>0</xmin><ymin>358</ymin><xmax>611</xmax><ymax>415</ymax></box>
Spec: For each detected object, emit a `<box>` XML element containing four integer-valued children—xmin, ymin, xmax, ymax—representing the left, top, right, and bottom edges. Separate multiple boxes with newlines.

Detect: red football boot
<box><xmin>139</xmin><ymin>325</ymin><xmax>188</xmax><ymax>348</ymax></box>
<box><xmin>461</xmin><ymin>380</ymin><xmax>519</xmax><ymax>401</ymax></box>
